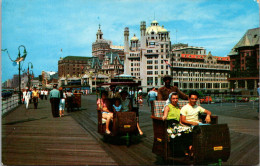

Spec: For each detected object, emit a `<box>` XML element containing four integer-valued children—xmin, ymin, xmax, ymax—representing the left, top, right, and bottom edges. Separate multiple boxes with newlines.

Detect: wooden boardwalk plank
<box><xmin>2</xmin><ymin>99</ymin><xmax>117</xmax><ymax>165</ymax></box>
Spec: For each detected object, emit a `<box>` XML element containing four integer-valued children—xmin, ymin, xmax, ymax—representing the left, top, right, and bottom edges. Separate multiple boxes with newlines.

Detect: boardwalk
<box><xmin>2</xmin><ymin>99</ymin><xmax>117</xmax><ymax>165</ymax></box>
<box><xmin>2</xmin><ymin>95</ymin><xmax>259</xmax><ymax>165</ymax></box>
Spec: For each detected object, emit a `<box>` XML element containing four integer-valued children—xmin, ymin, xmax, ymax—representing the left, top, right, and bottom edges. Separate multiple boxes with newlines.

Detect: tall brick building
<box><xmin>228</xmin><ymin>27</ymin><xmax>259</xmax><ymax>92</ymax></box>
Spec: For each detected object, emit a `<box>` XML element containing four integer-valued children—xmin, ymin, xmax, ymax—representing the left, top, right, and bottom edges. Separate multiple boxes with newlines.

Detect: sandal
<box><xmin>105</xmin><ymin>130</ymin><xmax>111</xmax><ymax>134</ymax></box>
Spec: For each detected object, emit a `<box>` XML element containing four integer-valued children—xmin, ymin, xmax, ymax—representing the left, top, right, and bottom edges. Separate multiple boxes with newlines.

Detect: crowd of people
<box><xmin>97</xmin><ymin>85</ymin><xmax>143</xmax><ymax>135</ymax></box>
<box><xmin>22</xmin><ymin>86</ymin><xmax>78</xmax><ymax>118</ymax></box>
<box><xmin>22</xmin><ymin>88</ymin><xmax>49</xmax><ymax>109</ymax></box>
<box><xmin>49</xmin><ymin>85</ymin><xmax>78</xmax><ymax>118</ymax></box>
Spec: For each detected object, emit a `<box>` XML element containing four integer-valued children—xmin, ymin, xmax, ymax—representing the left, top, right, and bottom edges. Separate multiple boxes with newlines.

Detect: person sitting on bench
<box><xmin>162</xmin><ymin>92</ymin><xmax>181</xmax><ymax>126</ymax></box>
<box><xmin>97</xmin><ymin>91</ymin><xmax>113</xmax><ymax>134</ymax></box>
<box><xmin>180</xmin><ymin>91</ymin><xmax>211</xmax><ymax>126</ymax></box>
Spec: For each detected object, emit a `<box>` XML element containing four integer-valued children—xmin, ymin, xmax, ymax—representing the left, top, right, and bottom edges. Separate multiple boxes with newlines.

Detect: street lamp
<box><xmin>2</xmin><ymin>45</ymin><xmax>27</xmax><ymax>104</ymax></box>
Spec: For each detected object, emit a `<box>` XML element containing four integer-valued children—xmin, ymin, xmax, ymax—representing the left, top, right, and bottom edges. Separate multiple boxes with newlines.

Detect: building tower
<box><xmin>124</xmin><ymin>27</ymin><xmax>130</xmax><ymax>53</ymax></box>
<box><xmin>96</xmin><ymin>24</ymin><xmax>103</xmax><ymax>42</ymax></box>
<box><xmin>140</xmin><ymin>21</ymin><xmax>146</xmax><ymax>48</ymax></box>
<box><xmin>124</xmin><ymin>27</ymin><xmax>130</xmax><ymax>74</ymax></box>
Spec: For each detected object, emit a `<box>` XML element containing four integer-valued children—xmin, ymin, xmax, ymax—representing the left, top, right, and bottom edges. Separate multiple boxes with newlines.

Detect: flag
<box><xmin>61</xmin><ymin>48</ymin><xmax>62</xmax><ymax>52</ymax></box>
<box><xmin>164</xmin><ymin>60</ymin><xmax>172</xmax><ymax>67</ymax></box>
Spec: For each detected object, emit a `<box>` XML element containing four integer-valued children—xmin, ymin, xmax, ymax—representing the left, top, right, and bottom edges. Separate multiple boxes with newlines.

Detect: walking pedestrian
<box><xmin>66</xmin><ymin>90</ymin><xmax>74</xmax><ymax>112</ymax></box>
<box><xmin>32</xmin><ymin>87</ymin><xmax>39</xmax><ymax>109</ymax></box>
<box><xmin>24</xmin><ymin>89</ymin><xmax>31</xmax><ymax>109</ymax></box>
<box><xmin>49</xmin><ymin>84</ymin><xmax>60</xmax><ymax>118</ymax></box>
<box><xmin>148</xmin><ymin>87</ymin><xmax>158</xmax><ymax>108</ymax></box>
<box><xmin>40</xmin><ymin>89</ymin><xmax>44</xmax><ymax>100</ymax></box>
<box><xmin>44</xmin><ymin>89</ymin><xmax>48</xmax><ymax>100</ymax></box>
<box><xmin>59</xmin><ymin>87</ymin><xmax>66</xmax><ymax>117</ymax></box>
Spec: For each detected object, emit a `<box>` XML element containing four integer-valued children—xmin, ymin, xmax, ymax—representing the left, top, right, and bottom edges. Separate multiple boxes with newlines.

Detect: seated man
<box><xmin>180</xmin><ymin>91</ymin><xmax>211</xmax><ymax>126</ymax></box>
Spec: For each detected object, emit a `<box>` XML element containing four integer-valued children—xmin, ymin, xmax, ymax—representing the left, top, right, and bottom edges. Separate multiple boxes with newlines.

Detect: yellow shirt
<box><xmin>167</xmin><ymin>104</ymin><xmax>180</xmax><ymax>121</ymax></box>
<box><xmin>32</xmin><ymin>90</ymin><xmax>39</xmax><ymax>98</ymax></box>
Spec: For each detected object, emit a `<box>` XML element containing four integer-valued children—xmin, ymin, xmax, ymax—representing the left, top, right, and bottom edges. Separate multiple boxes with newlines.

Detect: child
<box><xmin>113</xmin><ymin>98</ymin><xmax>122</xmax><ymax>112</ymax></box>
<box><xmin>138</xmin><ymin>95</ymin><xmax>143</xmax><ymax>106</ymax></box>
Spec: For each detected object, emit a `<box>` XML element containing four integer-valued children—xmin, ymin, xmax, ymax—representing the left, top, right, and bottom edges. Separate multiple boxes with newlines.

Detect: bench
<box><xmin>150</xmin><ymin>100</ymin><xmax>230</xmax><ymax>164</ymax></box>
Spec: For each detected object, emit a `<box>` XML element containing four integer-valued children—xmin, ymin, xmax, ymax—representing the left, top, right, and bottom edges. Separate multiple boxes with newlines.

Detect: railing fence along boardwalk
<box><xmin>2</xmin><ymin>94</ymin><xmax>19</xmax><ymax>115</ymax></box>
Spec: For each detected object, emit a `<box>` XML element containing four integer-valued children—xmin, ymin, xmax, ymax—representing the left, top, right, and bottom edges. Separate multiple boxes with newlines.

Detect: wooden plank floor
<box><xmin>2</xmin><ymin>99</ymin><xmax>117</xmax><ymax>165</ymax></box>
<box><xmin>70</xmin><ymin>95</ymin><xmax>259</xmax><ymax>165</ymax></box>
<box><xmin>2</xmin><ymin>95</ymin><xmax>259</xmax><ymax>165</ymax></box>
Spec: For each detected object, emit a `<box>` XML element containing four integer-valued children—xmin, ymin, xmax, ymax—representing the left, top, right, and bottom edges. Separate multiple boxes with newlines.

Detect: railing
<box><xmin>2</xmin><ymin>94</ymin><xmax>19</xmax><ymax>115</ymax></box>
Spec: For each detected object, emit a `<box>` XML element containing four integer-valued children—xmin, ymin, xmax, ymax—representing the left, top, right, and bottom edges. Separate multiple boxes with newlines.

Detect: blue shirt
<box><xmin>49</xmin><ymin>89</ymin><xmax>60</xmax><ymax>98</ymax></box>
<box><xmin>257</xmin><ymin>87</ymin><xmax>260</xmax><ymax>96</ymax></box>
<box><xmin>148</xmin><ymin>91</ymin><xmax>157</xmax><ymax>101</ymax></box>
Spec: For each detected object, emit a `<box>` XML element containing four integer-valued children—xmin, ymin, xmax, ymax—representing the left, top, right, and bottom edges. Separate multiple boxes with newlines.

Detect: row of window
<box><xmin>131</xmin><ymin>68</ymin><xmax>140</xmax><ymax>71</ymax></box>
<box><xmin>131</xmin><ymin>63</ymin><xmax>140</xmax><ymax>66</ymax></box>
<box><xmin>172</xmin><ymin>62</ymin><xmax>230</xmax><ymax>69</ymax></box>
<box><xmin>147</xmin><ymin>71</ymin><xmax>169</xmax><ymax>75</ymax></box>
<box><xmin>180</xmin><ymin>83</ymin><xmax>229</xmax><ymax>89</ymax></box>
<box><xmin>147</xmin><ymin>65</ymin><xmax>169</xmax><ymax>70</ymax></box>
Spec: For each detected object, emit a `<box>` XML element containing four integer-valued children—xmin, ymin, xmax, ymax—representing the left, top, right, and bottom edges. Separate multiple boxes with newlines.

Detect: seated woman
<box><xmin>97</xmin><ymin>91</ymin><xmax>113</xmax><ymax>134</ymax></box>
<box><xmin>162</xmin><ymin>92</ymin><xmax>180</xmax><ymax>125</ymax></box>
<box><xmin>120</xmin><ymin>90</ymin><xmax>143</xmax><ymax>135</ymax></box>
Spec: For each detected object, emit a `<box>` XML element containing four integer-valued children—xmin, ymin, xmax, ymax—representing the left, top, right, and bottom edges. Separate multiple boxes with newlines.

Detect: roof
<box><xmin>100</xmin><ymin>82</ymin><xmax>141</xmax><ymax>87</ymax></box>
<box><xmin>235</xmin><ymin>28</ymin><xmax>259</xmax><ymax>48</ymax></box>
<box><xmin>105</xmin><ymin>52</ymin><xmax>124</xmax><ymax>65</ymax></box>
<box><xmin>62</xmin><ymin>56</ymin><xmax>91</xmax><ymax>61</ymax></box>
<box><xmin>91</xmin><ymin>57</ymin><xmax>102</xmax><ymax>68</ymax></box>
<box><xmin>228</xmin><ymin>27</ymin><xmax>260</xmax><ymax>56</ymax></box>
<box><xmin>130</xmin><ymin>34</ymin><xmax>139</xmax><ymax>41</ymax></box>
<box><xmin>146</xmin><ymin>20</ymin><xmax>168</xmax><ymax>34</ymax></box>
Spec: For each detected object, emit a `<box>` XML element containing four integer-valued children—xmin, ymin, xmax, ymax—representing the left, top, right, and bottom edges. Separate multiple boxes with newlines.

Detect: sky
<box><xmin>1</xmin><ymin>0</ymin><xmax>259</xmax><ymax>82</ymax></box>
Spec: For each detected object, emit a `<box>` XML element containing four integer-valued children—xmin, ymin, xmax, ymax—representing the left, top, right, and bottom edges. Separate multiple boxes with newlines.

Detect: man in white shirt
<box><xmin>180</xmin><ymin>91</ymin><xmax>211</xmax><ymax>126</ymax></box>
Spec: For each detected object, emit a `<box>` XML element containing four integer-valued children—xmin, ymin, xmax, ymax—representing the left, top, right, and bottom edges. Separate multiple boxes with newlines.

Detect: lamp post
<box><xmin>2</xmin><ymin>45</ymin><xmax>27</xmax><ymax>104</ymax></box>
<box><xmin>18</xmin><ymin>46</ymin><xmax>27</xmax><ymax>104</ymax></box>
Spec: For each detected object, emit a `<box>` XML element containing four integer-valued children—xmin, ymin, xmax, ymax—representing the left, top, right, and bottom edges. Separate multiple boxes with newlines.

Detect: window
<box><xmin>147</xmin><ymin>60</ymin><xmax>153</xmax><ymax>64</ymax></box>
<box><xmin>147</xmin><ymin>71</ymin><xmax>153</xmax><ymax>75</ymax></box>
<box><xmin>147</xmin><ymin>50</ymin><xmax>153</xmax><ymax>53</ymax></box>
<box><xmin>161</xmin><ymin>71</ymin><xmax>164</xmax><ymax>74</ymax></box>
<box><xmin>149</xmin><ymin>42</ymin><xmax>155</xmax><ymax>45</ymax></box>
<box><xmin>147</xmin><ymin>66</ymin><xmax>153</xmax><ymax>69</ymax></box>
<box><xmin>161</xmin><ymin>65</ymin><xmax>164</xmax><ymax>69</ymax></box>
<box><xmin>155</xmin><ymin>60</ymin><xmax>158</xmax><ymax>64</ymax></box>
<box><xmin>155</xmin><ymin>65</ymin><xmax>158</xmax><ymax>69</ymax></box>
